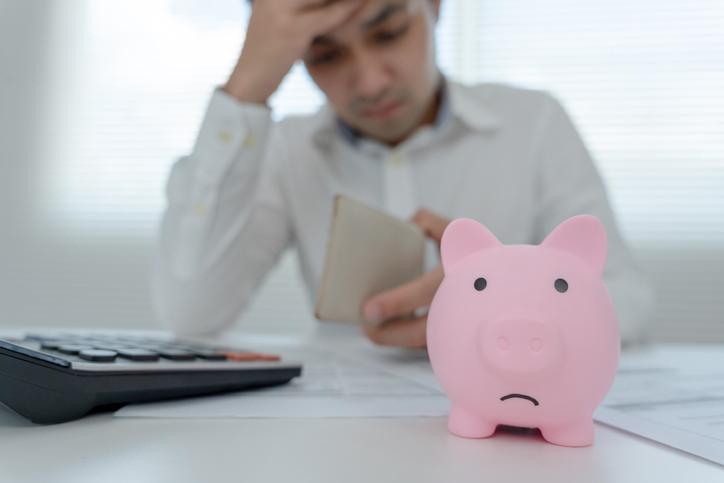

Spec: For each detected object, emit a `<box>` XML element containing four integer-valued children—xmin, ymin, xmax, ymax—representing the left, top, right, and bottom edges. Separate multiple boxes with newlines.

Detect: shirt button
<box><xmin>243</xmin><ymin>134</ymin><xmax>256</xmax><ymax>148</ymax></box>
<box><xmin>388</xmin><ymin>153</ymin><xmax>404</xmax><ymax>167</ymax></box>
<box><xmin>194</xmin><ymin>203</ymin><xmax>206</xmax><ymax>216</ymax></box>
<box><xmin>218</xmin><ymin>130</ymin><xmax>233</xmax><ymax>144</ymax></box>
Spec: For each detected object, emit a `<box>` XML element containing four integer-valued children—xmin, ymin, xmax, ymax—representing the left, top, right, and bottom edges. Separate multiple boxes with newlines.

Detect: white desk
<box><xmin>1</xmin><ymin>410</ymin><xmax>722</xmax><ymax>483</ymax></box>
<box><xmin>0</xmin><ymin>329</ymin><xmax>723</xmax><ymax>483</ymax></box>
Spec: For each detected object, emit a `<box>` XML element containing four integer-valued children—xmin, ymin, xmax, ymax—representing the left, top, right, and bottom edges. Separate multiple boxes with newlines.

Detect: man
<box><xmin>153</xmin><ymin>0</ymin><xmax>654</xmax><ymax>347</ymax></box>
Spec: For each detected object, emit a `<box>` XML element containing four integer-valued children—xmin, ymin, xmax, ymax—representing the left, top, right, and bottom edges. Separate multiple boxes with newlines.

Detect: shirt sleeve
<box><xmin>151</xmin><ymin>89</ymin><xmax>294</xmax><ymax>336</ymax></box>
<box><xmin>531</xmin><ymin>94</ymin><xmax>656</xmax><ymax>344</ymax></box>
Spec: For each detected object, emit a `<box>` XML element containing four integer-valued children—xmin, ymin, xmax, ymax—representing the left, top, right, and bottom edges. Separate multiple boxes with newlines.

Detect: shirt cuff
<box><xmin>190</xmin><ymin>88</ymin><xmax>272</xmax><ymax>188</ymax></box>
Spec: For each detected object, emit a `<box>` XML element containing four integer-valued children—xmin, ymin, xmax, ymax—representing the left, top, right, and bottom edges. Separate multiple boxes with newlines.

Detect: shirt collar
<box><xmin>446</xmin><ymin>80</ymin><xmax>501</xmax><ymax>132</ymax></box>
<box><xmin>312</xmin><ymin>78</ymin><xmax>500</xmax><ymax>149</ymax></box>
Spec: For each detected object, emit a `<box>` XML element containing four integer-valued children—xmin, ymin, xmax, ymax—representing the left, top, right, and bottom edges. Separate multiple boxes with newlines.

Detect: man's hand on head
<box><xmin>225</xmin><ymin>0</ymin><xmax>365</xmax><ymax>104</ymax></box>
<box><xmin>361</xmin><ymin>208</ymin><xmax>451</xmax><ymax>348</ymax></box>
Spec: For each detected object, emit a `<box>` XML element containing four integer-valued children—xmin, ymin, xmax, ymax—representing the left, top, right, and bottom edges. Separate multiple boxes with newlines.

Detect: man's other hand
<box><xmin>361</xmin><ymin>208</ymin><xmax>450</xmax><ymax>348</ymax></box>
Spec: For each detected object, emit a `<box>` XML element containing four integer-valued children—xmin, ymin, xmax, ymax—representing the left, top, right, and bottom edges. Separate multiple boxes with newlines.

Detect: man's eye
<box><xmin>309</xmin><ymin>51</ymin><xmax>341</xmax><ymax>66</ymax></box>
<box><xmin>374</xmin><ymin>24</ymin><xmax>410</xmax><ymax>44</ymax></box>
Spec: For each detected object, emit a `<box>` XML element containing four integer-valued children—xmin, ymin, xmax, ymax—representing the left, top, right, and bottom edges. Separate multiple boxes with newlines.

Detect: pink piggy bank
<box><xmin>427</xmin><ymin>215</ymin><xmax>619</xmax><ymax>447</ymax></box>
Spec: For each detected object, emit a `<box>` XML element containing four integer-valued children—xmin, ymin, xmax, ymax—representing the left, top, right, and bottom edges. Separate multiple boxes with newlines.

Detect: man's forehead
<box><xmin>357</xmin><ymin>0</ymin><xmax>413</xmax><ymax>27</ymax></box>
<box><xmin>312</xmin><ymin>0</ymin><xmax>417</xmax><ymax>45</ymax></box>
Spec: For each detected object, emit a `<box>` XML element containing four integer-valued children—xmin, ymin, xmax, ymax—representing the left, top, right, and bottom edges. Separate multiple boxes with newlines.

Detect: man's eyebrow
<box><xmin>361</xmin><ymin>3</ymin><xmax>406</xmax><ymax>30</ymax></box>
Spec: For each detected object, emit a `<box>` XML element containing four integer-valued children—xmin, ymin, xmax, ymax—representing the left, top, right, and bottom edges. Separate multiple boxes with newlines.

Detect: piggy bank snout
<box><xmin>480</xmin><ymin>318</ymin><xmax>562</xmax><ymax>375</ymax></box>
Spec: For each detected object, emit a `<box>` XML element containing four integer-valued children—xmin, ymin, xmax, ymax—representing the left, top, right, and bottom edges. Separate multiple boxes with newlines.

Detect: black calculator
<box><xmin>0</xmin><ymin>332</ymin><xmax>302</xmax><ymax>424</ymax></box>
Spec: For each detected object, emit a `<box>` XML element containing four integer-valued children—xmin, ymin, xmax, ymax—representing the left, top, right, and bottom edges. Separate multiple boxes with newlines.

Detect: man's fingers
<box><xmin>361</xmin><ymin>316</ymin><xmax>428</xmax><ymax>348</ymax></box>
<box><xmin>298</xmin><ymin>0</ymin><xmax>365</xmax><ymax>36</ymax></box>
<box><xmin>363</xmin><ymin>266</ymin><xmax>444</xmax><ymax>324</ymax></box>
<box><xmin>411</xmin><ymin>208</ymin><xmax>450</xmax><ymax>243</ymax></box>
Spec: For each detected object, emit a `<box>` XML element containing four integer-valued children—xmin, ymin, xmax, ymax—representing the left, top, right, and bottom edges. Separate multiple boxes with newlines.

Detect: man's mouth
<box><xmin>500</xmin><ymin>393</ymin><xmax>540</xmax><ymax>406</ymax></box>
<box><xmin>359</xmin><ymin>100</ymin><xmax>404</xmax><ymax>119</ymax></box>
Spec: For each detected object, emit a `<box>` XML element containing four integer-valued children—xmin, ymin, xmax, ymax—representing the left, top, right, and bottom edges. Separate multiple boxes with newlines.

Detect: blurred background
<box><xmin>0</xmin><ymin>0</ymin><xmax>722</xmax><ymax>340</ymax></box>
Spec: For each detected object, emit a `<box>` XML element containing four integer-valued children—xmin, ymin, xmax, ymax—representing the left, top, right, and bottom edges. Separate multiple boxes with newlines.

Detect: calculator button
<box><xmin>256</xmin><ymin>353</ymin><xmax>282</xmax><ymax>362</ymax></box>
<box><xmin>220</xmin><ymin>351</ymin><xmax>279</xmax><ymax>362</ymax></box>
<box><xmin>40</xmin><ymin>340</ymin><xmax>70</xmax><ymax>350</ymax></box>
<box><xmin>169</xmin><ymin>345</ymin><xmax>197</xmax><ymax>352</ymax></box>
<box><xmin>78</xmin><ymin>349</ymin><xmax>118</xmax><ymax>362</ymax></box>
<box><xmin>57</xmin><ymin>344</ymin><xmax>95</xmax><ymax>355</ymax></box>
<box><xmin>92</xmin><ymin>345</ymin><xmax>134</xmax><ymax>352</ymax></box>
<box><xmin>158</xmin><ymin>349</ymin><xmax>196</xmax><ymax>361</ymax></box>
<box><xmin>26</xmin><ymin>334</ymin><xmax>53</xmax><ymax>341</ymax></box>
<box><xmin>128</xmin><ymin>343</ymin><xmax>162</xmax><ymax>351</ymax></box>
<box><xmin>193</xmin><ymin>350</ymin><xmax>227</xmax><ymax>361</ymax></box>
<box><xmin>220</xmin><ymin>351</ymin><xmax>261</xmax><ymax>361</ymax></box>
<box><xmin>117</xmin><ymin>349</ymin><xmax>160</xmax><ymax>362</ymax></box>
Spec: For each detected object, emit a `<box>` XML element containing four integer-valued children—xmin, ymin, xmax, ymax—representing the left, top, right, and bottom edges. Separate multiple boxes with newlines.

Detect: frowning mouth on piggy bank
<box><xmin>500</xmin><ymin>393</ymin><xmax>540</xmax><ymax>406</ymax></box>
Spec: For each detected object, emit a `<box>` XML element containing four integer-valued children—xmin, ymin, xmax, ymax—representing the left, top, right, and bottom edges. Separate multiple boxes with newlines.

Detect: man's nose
<box><xmin>351</xmin><ymin>51</ymin><xmax>393</xmax><ymax>100</ymax></box>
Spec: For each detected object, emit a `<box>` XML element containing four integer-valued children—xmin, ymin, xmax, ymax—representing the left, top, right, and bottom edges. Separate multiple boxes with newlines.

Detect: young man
<box><xmin>153</xmin><ymin>0</ymin><xmax>654</xmax><ymax>347</ymax></box>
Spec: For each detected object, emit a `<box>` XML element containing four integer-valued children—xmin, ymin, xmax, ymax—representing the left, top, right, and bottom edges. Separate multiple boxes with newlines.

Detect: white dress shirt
<box><xmin>153</xmin><ymin>80</ymin><xmax>654</xmax><ymax>343</ymax></box>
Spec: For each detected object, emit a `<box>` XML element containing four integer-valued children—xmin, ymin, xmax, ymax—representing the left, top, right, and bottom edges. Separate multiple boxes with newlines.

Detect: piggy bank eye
<box><xmin>554</xmin><ymin>278</ymin><xmax>569</xmax><ymax>293</ymax></box>
<box><xmin>474</xmin><ymin>277</ymin><xmax>487</xmax><ymax>291</ymax></box>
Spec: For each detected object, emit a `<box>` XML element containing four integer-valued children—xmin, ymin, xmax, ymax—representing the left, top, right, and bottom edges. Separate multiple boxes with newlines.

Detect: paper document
<box><xmin>115</xmin><ymin>340</ymin><xmax>449</xmax><ymax>419</ymax></box>
<box><xmin>115</xmin><ymin>330</ymin><xmax>724</xmax><ymax>466</ymax></box>
<box><xmin>594</xmin><ymin>345</ymin><xmax>724</xmax><ymax>466</ymax></box>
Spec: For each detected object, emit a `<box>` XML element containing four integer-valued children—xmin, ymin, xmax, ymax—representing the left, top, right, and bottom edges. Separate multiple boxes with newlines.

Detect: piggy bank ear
<box><xmin>541</xmin><ymin>215</ymin><xmax>608</xmax><ymax>276</ymax></box>
<box><xmin>441</xmin><ymin>218</ymin><xmax>501</xmax><ymax>272</ymax></box>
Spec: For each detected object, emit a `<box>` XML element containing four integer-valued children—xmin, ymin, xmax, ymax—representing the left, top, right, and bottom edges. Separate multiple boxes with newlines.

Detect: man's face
<box><xmin>303</xmin><ymin>0</ymin><xmax>441</xmax><ymax>145</ymax></box>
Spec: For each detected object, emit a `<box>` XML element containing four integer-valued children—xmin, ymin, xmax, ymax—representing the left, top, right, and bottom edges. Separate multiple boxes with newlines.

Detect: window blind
<box><xmin>2</xmin><ymin>0</ymin><xmax>722</xmax><ymax>340</ymax></box>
